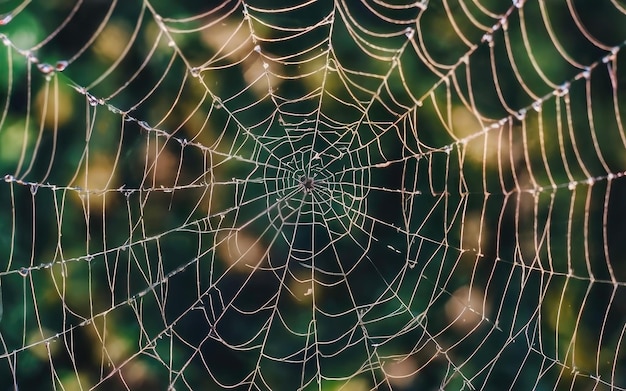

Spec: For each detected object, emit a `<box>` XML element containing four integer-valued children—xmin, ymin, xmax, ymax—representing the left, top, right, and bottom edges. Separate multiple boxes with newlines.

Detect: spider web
<box><xmin>1</xmin><ymin>0</ymin><xmax>626</xmax><ymax>389</ymax></box>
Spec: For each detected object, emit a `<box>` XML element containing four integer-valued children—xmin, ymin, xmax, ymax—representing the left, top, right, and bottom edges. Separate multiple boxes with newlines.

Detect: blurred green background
<box><xmin>1</xmin><ymin>0</ymin><xmax>626</xmax><ymax>390</ymax></box>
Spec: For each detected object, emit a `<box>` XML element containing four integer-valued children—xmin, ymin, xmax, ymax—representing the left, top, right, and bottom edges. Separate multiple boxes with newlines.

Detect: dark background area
<box><xmin>1</xmin><ymin>0</ymin><xmax>626</xmax><ymax>390</ymax></box>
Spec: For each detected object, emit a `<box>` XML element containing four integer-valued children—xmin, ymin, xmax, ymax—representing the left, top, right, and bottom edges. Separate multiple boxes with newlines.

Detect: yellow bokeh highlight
<box><xmin>26</xmin><ymin>328</ymin><xmax>61</xmax><ymax>361</ymax></box>
<box><xmin>72</xmin><ymin>153</ymin><xmax>118</xmax><ymax>213</ymax></box>
<box><xmin>287</xmin><ymin>270</ymin><xmax>315</xmax><ymax>305</ymax></box>
<box><xmin>217</xmin><ymin>229</ymin><xmax>267</xmax><ymax>273</ymax></box>
<box><xmin>93</xmin><ymin>22</ymin><xmax>132</xmax><ymax>63</ymax></box>
<box><xmin>445</xmin><ymin>285</ymin><xmax>490</xmax><ymax>332</ymax></box>
<box><xmin>451</xmin><ymin>106</ymin><xmax>512</xmax><ymax>172</ymax></box>
<box><xmin>59</xmin><ymin>372</ymin><xmax>93</xmax><ymax>391</ymax></box>
<box><xmin>0</xmin><ymin>120</ymin><xmax>32</xmax><ymax>164</ymax></box>
<box><xmin>35</xmin><ymin>77</ymin><xmax>74</xmax><ymax>129</ymax></box>
<box><xmin>543</xmin><ymin>283</ymin><xmax>598</xmax><ymax>376</ymax></box>
<box><xmin>383</xmin><ymin>357</ymin><xmax>419</xmax><ymax>388</ymax></box>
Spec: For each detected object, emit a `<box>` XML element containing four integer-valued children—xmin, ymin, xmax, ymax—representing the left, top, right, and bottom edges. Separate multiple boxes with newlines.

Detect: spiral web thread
<box><xmin>1</xmin><ymin>0</ymin><xmax>626</xmax><ymax>389</ymax></box>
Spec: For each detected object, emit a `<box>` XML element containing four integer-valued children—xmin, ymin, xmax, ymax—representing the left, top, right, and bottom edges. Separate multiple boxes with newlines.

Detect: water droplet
<box><xmin>180</xmin><ymin>138</ymin><xmax>188</xmax><ymax>147</ymax></box>
<box><xmin>500</xmin><ymin>17</ymin><xmax>509</xmax><ymax>31</ymax></box>
<box><xmin>254</xmin><ymin>45</ymin><xmax>261</xmax><ymax>53</ymax></box>
<box><xmin>515</xmin><ymin>108</ymin><xmax>527</xmax><ymax>120</ymax></box>
<box><xmin>72</xmin><ymin>85</ymin><xmax>86</xmax><ymax>95</ymax></box>
<box><xmin>580</xmin><ymin>68</ymin><xmax>591</xmax><ymax>80</ymax></box>
<box><xmin>85</xmin><ymin>254</ymin><xmax>94</xmax><ymax>262</ymax></box>
<box><xmin>190</xmin><ymin>67</ymin><xmax>200</xmax><ymax>77</ymax></box>
<box><xmin>18</xmin><ymin>267</ymin><xmax>29</xmax><ymax>277</ymax></box>
<box><xmin>555</xmin><ymin>82</ymin><xmax>570</xmax><ymax>97</ymax></box>
<box><xmin>602</xmin><ymin>52</ymin><xmax>616</xmax><ymax>64</ymax></box>
<box><xmin>532</xmin><ymin>100</ymin><xmax>542</xmax><ymax>112</ymax></box>
<box><xmin>404</xmin><ymin>27</ymin><xmax>414</xmax><ymax>39</ymax></box>
<box><xmin>55</xmin><ymin>60</ymin><xmax>68</xmax><ymax>71</ymax></box>
<box><xmin>168</xmin><ymin>40</ymin><xmax>175</xmax><ymax>47</ymax></box>
<box><xmin>108</xmin><ymin>106</ymin><xmax>123</xmax><ymax>115</ymax></box>
<box><xmin>37</xmin><ymin>63</ymin><xmax>54</xmax><ymax>74</ymax></box>
<box><xmin>25</xmin><ymin>51</ymin><xmax>38</xmax><ymax>63</ymax></box>
<box><xmin>4</xmin><ymin>174</ymin><xmax>14</xmax><ymax>182</ymax></box>
<box><xmin>443</xmin><ymin>145</ymin><xmax>452</xmax><ymax>155</ymax></box>
<box><xmin>0</xmin><ymin>34</ymin><xmax>10</xmax><ymax>46</ymax></box>
<box><xmin>87</xmin><ymin>94</ymin><xmax>99</xmax><ymax>106</ymax></box>
<box><xmin>263</xmin><ymin>62</ymin><xmax>269</xmax><ymax>70</ymax></box>
<box><xmin>481</xmin><ymin>33</ymin><xmax>493</xmax><ymax>44</ymax></box>
<box><xmin>513</xmin><ymin>0</ymin><xmax>525</xmax><ymax>8</ymax></box>
<box><xmin>387</xmin><ymin>244</ymin><xmax>401</xmax><ymax>253</ymax></box>
<box><xmin>568</xmin><ymin>182</ymin><xmax>577</xmax><ymax>190</ymax></box>
<box><xmin>30</xmin><ymin>184</ymin><xmax>39</xmax><ymax>195</ymax></box>
<box><xmin>586</xmin><ymin>177</ymin><xmax>595</xmax><ymax>185</ymax></box>
<box><xmin>138</xmin><ymin>120</ymin><xmax>150</xmax><ymax>130</ymax></box>
<box><xmin>0</xmin><ymin>14</ymin><xmax>13</xmax><ymax>25</ymax></box>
